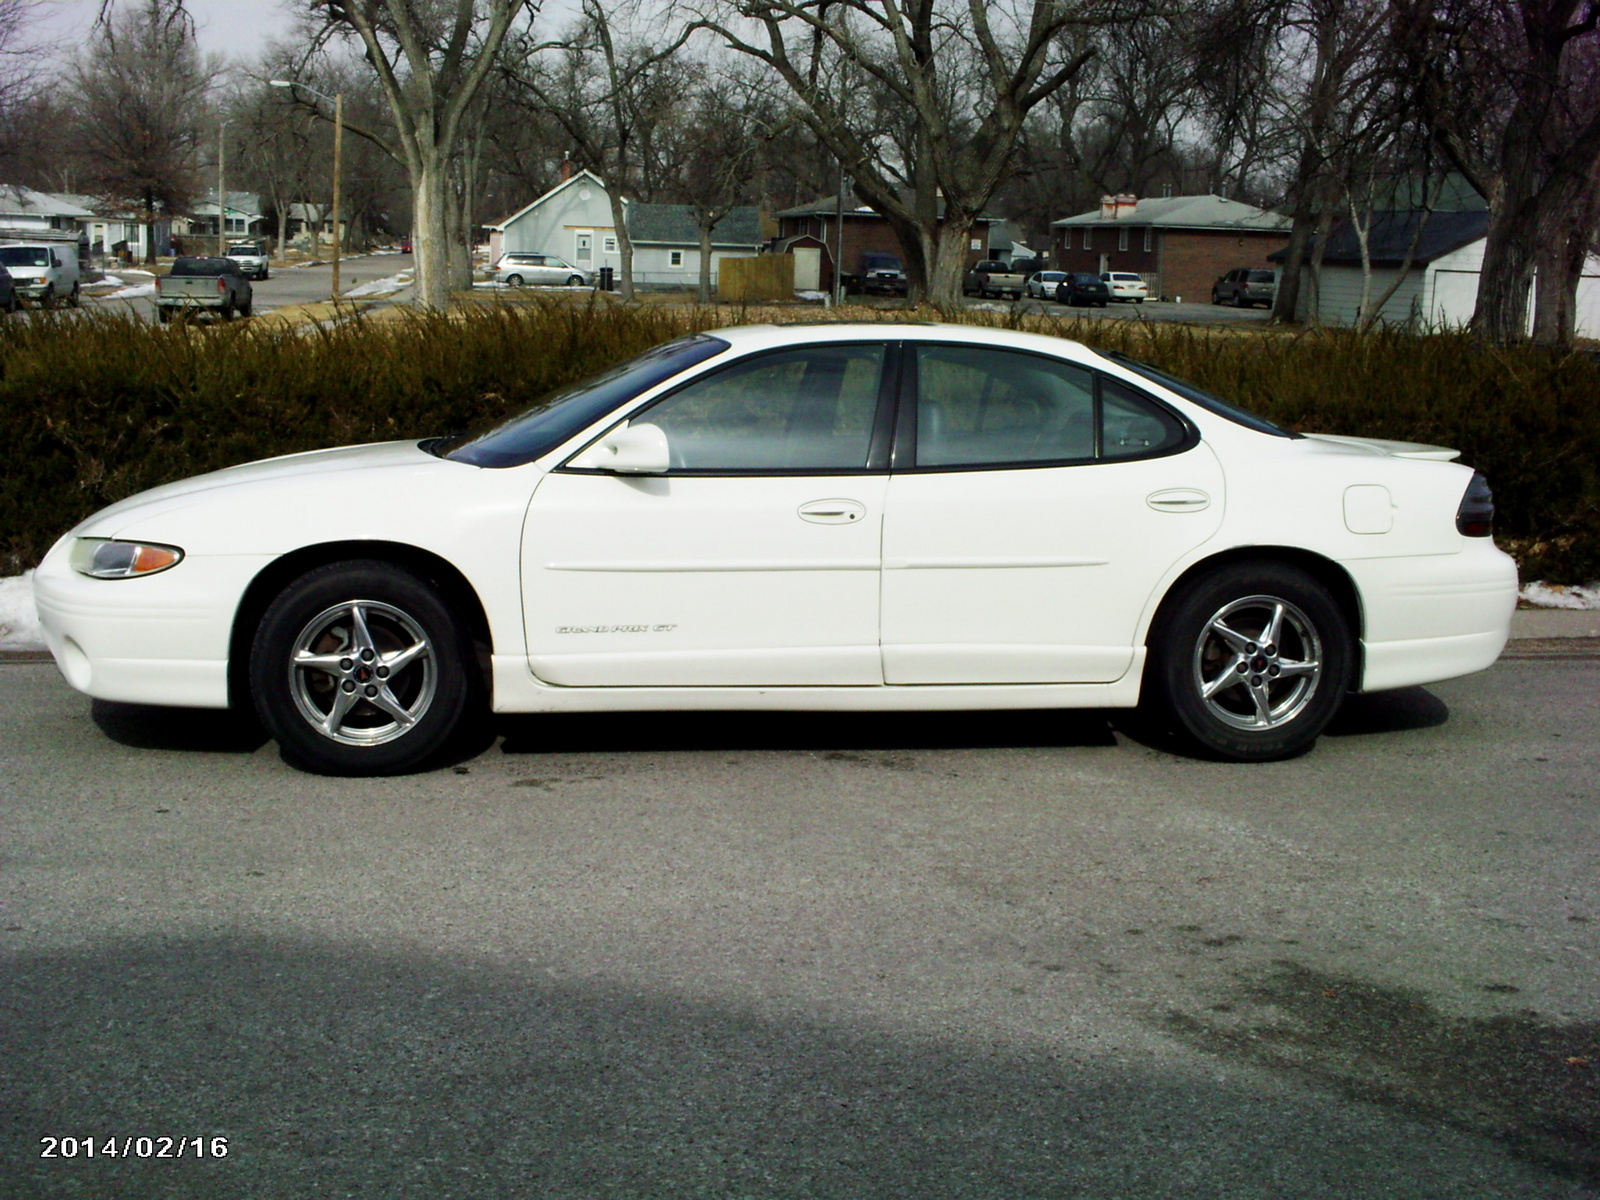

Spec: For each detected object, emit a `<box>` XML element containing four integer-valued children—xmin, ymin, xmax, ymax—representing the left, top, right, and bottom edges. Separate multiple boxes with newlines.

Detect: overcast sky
<box><xmin>37</xmin><ymin>0</ymin><xmax>300</xmax><ymax>60</ymax></box>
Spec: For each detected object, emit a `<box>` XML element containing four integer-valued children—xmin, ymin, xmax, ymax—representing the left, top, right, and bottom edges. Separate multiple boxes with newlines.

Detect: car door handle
<box><xmin>798</xmin><ymin>499</ymin><xmax>867</xmax><ymax>524</ymax></box>
<box><xmin>1146</xmin><ymin>488</ymin><xmax>1211</xmax><ymax>512</ymax></box>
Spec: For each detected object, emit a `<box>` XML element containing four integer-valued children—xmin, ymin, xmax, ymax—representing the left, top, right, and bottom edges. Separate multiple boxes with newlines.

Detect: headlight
<box><xmin>69</xmin><ymin>538</ymin><xmax>185</xmax><ymax>579</ymax></box>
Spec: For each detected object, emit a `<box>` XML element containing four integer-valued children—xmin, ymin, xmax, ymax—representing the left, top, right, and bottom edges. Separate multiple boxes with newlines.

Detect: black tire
<box><xmin>504</xmin><ymin>273</ymin><xmax>523</xmax><ymax>287</ymax></box>
<box><xmin>566</xmin><ymin>274</ymin><xmax>583</xmax><ymax>286</ymax></box>
<box><xmin>157</xmin><ymin>306</ymin><xmax>173</xmax><ymax>324</ymax></box>
<box><xmin>219</xmin><ymin>300</ymin><xmax>234</xmax><ymax>321</ymax></box>
<box><xmin>68</xmin><ymin>283</ymin><xmax>81</xmax><ymax>308</ymax></box>
<box><xmin>239</xmin><ymin>297</ymin><xmax>253</xmax><ymax>317</ymax></box>
<box><xmin>250</xmin><ymin>561</ymin><xmax>478</xmax><ymax>775</ymax></box>
<box><xmin>1142</xmin><ymin>561</ymin><xmax>1352</xmax><ymax>761</ymax></box>
<box><xmin>1211</xmin><ymin>289</ymin><xmax>1221</xmax><ymax>305</ymax></box>
<box><xmin>261</xmin><ymin>269</ymin><xmax>270</xmax><ymax>280</ymax></box>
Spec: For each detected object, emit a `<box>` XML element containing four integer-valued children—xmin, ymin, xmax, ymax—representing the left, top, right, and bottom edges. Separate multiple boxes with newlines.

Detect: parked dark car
<box><xmin>1055</xmin><ymin>273</ymin><xmax>1111</xmax><ymax>307</ymax></box>
<box><xmin>0</xmin><ymin>263</ymin><xmax>17</xmax><ymax>313</ymax></box>
<box><xmin>1213</xmin><ymin>268</ymin><xmax>1277</xmax><ymax>307</ymax></box>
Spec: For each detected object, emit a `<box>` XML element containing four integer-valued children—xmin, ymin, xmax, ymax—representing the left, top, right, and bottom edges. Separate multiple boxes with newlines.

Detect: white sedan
<box><xmin>1102</xmin><ymin>272</ymin><xmax>1149</xmax><ymax>302</ymax></box>
<box><xmin>1025</xmin><ymin>271</ymin><xmax>1068</xmax><ymax>299</ymax></box>
<box><xmin>33</xmin><ymin>323</ymin><xmax>1516</xmax><ymax>775</ymax></box>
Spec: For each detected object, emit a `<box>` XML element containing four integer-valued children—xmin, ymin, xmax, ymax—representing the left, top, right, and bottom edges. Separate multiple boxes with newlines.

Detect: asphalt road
<box><xmin>2</xmin><ymin>656</ymin><xmax>1597</xmax><ymax>1198</ymax></box>
<box><xmin>84</xmin><ymin>253</ymin><xmax>415</xmax><ymax>322</ymax></box>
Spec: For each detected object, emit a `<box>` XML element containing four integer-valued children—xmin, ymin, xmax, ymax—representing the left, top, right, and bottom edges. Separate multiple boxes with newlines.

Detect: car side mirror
<box><xmin>569</xmin><ymin>421</ymin><xmax>670</xmax><ymax>474</ymax></box>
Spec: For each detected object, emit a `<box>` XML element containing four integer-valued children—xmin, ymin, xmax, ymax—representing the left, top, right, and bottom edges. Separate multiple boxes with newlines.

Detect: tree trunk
<box><xmin>697</xmin><ymin>223</ymin><xmax>713</xmax><ymax>304</ymax></box>
<box><xmin>920</xmin><ymin>218</ymin><xmax>975</xmax><ymax>307</ymax></box>
<box><xmin>606</xmin><ymin>188</ymin><xmax>634</xmax><ymax>300</ymax></box>
<box><xmin>1473</xmin><ymin>198</ymin><xmax>1539</xmax><ymax>342</ymax></box>
<box><xmin>1273</xmin><ymin>214</ymin><xmax>1316</xmax><ymax>322</ymax></box>
<box><xmin>411</xmin><ymin>154</ymin><xmax>452</xmax><ymax>309</ymax></box>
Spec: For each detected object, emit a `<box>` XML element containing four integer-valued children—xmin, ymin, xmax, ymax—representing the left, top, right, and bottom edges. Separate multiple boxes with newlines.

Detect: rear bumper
<box><xmin>1346</xmin><ymin>541</ymin><xmax>1519</xmax><ymax>692</ymax></box>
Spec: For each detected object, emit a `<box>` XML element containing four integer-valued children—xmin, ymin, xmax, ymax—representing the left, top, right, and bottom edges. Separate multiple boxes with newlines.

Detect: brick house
<box><xmin>771</xmin><ymin>196</ymin><xmax>999</xmax><ymax>292</ymax></box>
<box><xmin>1050</xmin><ymin>194</ymin><xmax>1289</xmax><ymax>302</ymax></box>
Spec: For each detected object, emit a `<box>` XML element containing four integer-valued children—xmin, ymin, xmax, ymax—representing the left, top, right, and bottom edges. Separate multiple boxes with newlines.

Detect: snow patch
<box><xmin>0</xmin><ymin>571</ymin><xmax>44</xmax><ymax>651</ymax></box>
<box><xmin>106</xmin><ymin>282</ymin><xmax>156</xmax><ymax>299</ymax></box>
<box><xmin>1520</xmin><ymin>580</ymin><xmax>1600</xmax><ymax>610</ymax></box>
<box><xmin>794</xmin><ymin>290</ymin><xmax>829</xmax><ymax>302</ymax></box>
<box><xmin>339</xmin><ymin>271</ymin><xmax>413</xmax><ymax>299</ymax></box>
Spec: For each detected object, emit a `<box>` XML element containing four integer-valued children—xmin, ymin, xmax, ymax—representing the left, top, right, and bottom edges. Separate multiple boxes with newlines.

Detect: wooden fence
<box><xmin>718</xmin><ymin>254</ymin><xmax>794</xmax><ymax>303</ymax></box>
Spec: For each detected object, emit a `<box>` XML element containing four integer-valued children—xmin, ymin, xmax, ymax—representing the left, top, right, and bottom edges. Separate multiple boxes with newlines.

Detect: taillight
<box><xmin>218</xmin><ymin>278</ymin><xmax>227</xmax><ymax>294</ymax></box>
<box><xmin>1456</xmin><ymin>472</ymin><xmax>1494</xmax><ymax>537</ymax></box>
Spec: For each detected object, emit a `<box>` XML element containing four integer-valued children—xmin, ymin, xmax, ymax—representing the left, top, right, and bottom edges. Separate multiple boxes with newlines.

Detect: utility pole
<box><xmin>270</xmin><ymin>80</ymin><xmax>345</xmax><ymax>301</ymax></box>
<box><xmin>216</xmin><ymin>120</ymin><xmax>227</xmax><ymax>256</ymax></box>
<box><xmin>331</xmin><ymin>91</ymin><xmax>343</xmax><ymax>299</ymax></box>
<box><xmin>834</xmin><ymin>163</ymin><xmax>847</xmax><ymax>306</ymax></box>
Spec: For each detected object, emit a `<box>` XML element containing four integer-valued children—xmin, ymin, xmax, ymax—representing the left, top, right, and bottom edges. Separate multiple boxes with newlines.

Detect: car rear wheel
<box><xmin>250</xmin><ymin>561</ymin><xmax>477</xmax><ymax>775</ymax></box>
<box><xmin>1143</xmin><ymin>561</ymin><xmax>1352</xmax><ymax>761</ymax></box>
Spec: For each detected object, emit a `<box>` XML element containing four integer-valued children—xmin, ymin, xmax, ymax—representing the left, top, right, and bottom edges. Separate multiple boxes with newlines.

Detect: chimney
<box><xmin>1115</xmin><ymin>193</ymin><xmax>1138</xmax><ymax>218</ymax></box>
<box><xmin>1099</xmin><ymin>194</ymin><xmax>1117</xmax><ymax>219</ymax></box>
<box><xmin>560</xmin><ymin>152</ymin><xmax>573</xmax><ymax>183</ymax></box>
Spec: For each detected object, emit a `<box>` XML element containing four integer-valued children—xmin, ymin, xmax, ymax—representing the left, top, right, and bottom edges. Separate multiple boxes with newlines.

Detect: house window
<box><xmin>669</xmin><ymin>250</ymin><xmax>684</xmax><ymax>267</ymax></box>
<box><xmin>1143</xmin><ymin>226</ymin><xmax>1153</xmax><ymax>252</ymax></box>
<box><xmin>1118</xmin><ymin>227</ymin><xmax>1129</xmax><ymax>252</ymax></box>
<box><xmin>1081</xmin><ymin>228</ymin><xmax>1092</xmax><ymax>250</ymax></box>
<box><xmin>603</xmin><ymin>235</ymin><xmax>618</xmax><ymax>253</ymax></box>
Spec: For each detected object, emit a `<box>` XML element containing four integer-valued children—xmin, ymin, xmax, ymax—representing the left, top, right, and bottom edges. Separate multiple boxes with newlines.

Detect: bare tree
<box><xmin>74</xmin><ymin>0</ymin><xmax>214</xmax><ymax>264</ymax></box>
<box><xmin>699</xmin><ymin>0</ymin><xmax>1110</xmax><ymax>304</ymax></box>
<box><xmin>503</xmin><ymin>0</ymin><xmax>697</xmax><ymax>300</ymax></box>
<box><xmin>0</xmin><ymin>1</ymin><xmax>45</xmax><ymax>181</ymax></box>
<box><xmin>1398</xmin><ymin>0</ymin><xmax>1600</xmax><ymax>344</ymax></box>
<box><xmin>311</xmin><ymin>0</ymin><xmax>534</xmax><ymax>307</ymax></box>
<box><xmin>659</xmin><ymin>75</ymin><xmax>774</xmax><ymax>301</ymax></box>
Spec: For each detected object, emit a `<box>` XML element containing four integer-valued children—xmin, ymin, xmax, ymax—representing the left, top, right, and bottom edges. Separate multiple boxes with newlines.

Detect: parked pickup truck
<box><xmin>962</xmin><ymin>259</ymin><xmax>1027</xmax><ymax>299</ymax></box>
<box><xmin>156</xmin><ymin>257</ymin><xmax>253</xmax><ymax>322</ymax></box>
<box><xmin>226</xmin><ymin>241</ymin><xmax>271</xmax><ymax>280</ymax></box>
<box><xmin>842</xmin><ymin>252</ymin><xmax>908</xmax><ymax>296</ymax></box>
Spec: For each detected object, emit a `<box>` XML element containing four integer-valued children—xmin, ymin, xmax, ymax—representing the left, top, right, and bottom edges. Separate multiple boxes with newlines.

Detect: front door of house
<box><xmin>575</xmin><ymin>231</ymin><xmax>593</xmax><ymax>265</ymax></box>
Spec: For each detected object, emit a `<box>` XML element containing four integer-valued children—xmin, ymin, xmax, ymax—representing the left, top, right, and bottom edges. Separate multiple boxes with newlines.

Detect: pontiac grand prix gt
<box><xmin>32</xmin><ymin>323</ymin><xmax>1517</xmax><ymax>774</ymax></box>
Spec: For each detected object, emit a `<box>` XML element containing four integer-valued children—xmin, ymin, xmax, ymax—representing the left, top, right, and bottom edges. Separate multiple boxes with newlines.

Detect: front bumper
<box><xmin>32</xmin><ymin>544</ymin><xmax>276</xmax><ymax>708</ymax></box>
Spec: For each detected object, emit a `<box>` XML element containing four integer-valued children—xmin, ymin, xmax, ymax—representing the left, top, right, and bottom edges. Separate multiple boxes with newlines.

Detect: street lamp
<box><xmin>270</xmin><ymin>79</ymin><xmax>344</xmax><ymax>300</ymax></box>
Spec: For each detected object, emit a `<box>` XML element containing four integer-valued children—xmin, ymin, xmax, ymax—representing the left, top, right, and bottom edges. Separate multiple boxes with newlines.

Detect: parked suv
<box><xmin>1212</xmin><ymin>268</ymin><xmax>1277</xmax><ymax>308</ymax></box>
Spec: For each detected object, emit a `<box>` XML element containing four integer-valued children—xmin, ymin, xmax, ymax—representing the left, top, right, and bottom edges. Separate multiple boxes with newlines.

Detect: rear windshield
<box><xmin>1247</xmin><ymin>270</ymin><xmax>1276</xmax><ymax>282</ymax></box>
<box><xmin>170</xmin><ymin>258</ymin><xmax>232</xmax><ymax>276</ymax></box>
<box><xmin>0</xmin><ymin>247</ymin><xmax>49</xmax><ymax>267</ymax></box>
<box><xmin>430</xmin><ymin>334</ymin><xmax>731</xmax><ymax>468</ymax></box>
<box><xmin>1109</xmin><ymin>273</ymin><xmax>1142</xmax><ymax>282</ymax></box>
<box><xmin>1105</xmin><ymin>352</ymin><xmax>1300</xmax><ymax>439</ymax></box>
<box><xmin>1071</xmin><ymin>274</ymin><xmax>1102</xmax><ymax>284</ymax></box>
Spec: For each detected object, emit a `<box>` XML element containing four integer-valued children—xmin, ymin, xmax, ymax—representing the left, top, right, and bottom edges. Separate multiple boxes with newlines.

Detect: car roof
<box><xmin>706</xmin><ymin>321</ymin><xmax>1103</xmax><ymax>365</ymax></box>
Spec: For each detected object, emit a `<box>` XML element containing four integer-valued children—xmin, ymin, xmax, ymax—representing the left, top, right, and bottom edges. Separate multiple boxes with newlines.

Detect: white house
<box><xmin>185</xmin><ymin>192</ymin><xmax>266</xmax><ymax>241</ymax></box>
<box><xmin>487</xmin><ymin>169</ymin><xmax>763</xmax><ymax>287</ymax></box>
<box><xmin>1278</xmin><ymin>209</ymin><xmax>1600</xmax><ymax>337</ymax></box>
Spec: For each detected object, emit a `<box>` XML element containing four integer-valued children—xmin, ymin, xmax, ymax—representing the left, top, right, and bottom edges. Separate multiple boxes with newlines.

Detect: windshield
<box><xmin>1105</xmin><ymin>352</ymin><xmax>1300</xmax><ymax>439</ymax></box>
<box><xmin>0</xmin><ymin>247</ymin><xmax>49</xmax><ymax>267</ymax></box>
<box><xmin>431</xmin><ymin>334</ymin><xmax>731</xmax><ymax>468</ymax></box>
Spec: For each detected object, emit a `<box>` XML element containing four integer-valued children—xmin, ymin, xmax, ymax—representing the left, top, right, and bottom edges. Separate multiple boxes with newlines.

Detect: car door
<box><xmin>879</xmin><ymin>343</ymin><xmax>1225</xmax><ymax>684</ymax></box>
<box><xmin>522</xmin><ymin>341</ymin><xmax>895</xmax><ymax>687</ymax></box>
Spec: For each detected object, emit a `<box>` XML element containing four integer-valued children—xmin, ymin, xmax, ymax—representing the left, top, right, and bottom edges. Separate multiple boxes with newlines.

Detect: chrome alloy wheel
<box><xmin>287</xmin><ymin>599</ymin><xmax>437</xmax><ymax>746</ymax></box>
<box><xmin>1191</xmin><ymin>594</ymin><xmax>1322</xmax><ymax>732</ymax></box>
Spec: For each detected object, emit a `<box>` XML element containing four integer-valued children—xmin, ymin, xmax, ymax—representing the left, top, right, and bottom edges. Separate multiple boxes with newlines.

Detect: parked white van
<box><xmin>0</xmin><ymin>242</ymin><xmax>82</xmax><ymax>307</ymax></box>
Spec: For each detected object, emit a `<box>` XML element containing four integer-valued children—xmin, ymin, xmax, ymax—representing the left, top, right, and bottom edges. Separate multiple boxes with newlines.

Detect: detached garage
<box><xmin>1275</xmin><ymin>210</ymin><xmax>1600</xmax><ymax>338</ymax></box>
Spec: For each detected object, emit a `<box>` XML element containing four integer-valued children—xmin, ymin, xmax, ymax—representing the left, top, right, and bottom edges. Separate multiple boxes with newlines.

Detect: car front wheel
<box><xmin>1144</xmin><ymin>562</ymin><xmax>1352</xmax><ymax>761</ymax></box>
<box><xmin>504</xmin><ymin>274</ymin><xmax>523</xmax><ymax>287</ymax></box>
<box><xmin>250</xmin><ymin>561</ymin><xmax>477</xmax><ymax>775</ymax></box>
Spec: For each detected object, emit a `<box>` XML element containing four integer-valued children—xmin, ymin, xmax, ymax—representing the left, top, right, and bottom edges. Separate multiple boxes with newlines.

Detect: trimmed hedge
<box><xmin>1</xmin><ymin>302</ymin><xmax>1596</xmax><ymax>581</ymax></box>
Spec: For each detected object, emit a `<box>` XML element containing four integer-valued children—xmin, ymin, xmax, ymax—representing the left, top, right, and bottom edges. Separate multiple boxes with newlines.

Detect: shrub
<box><xmin>1</xmin><ymin>303</ymin><xmax>1596</xmax><ymax>581</ymax></box>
